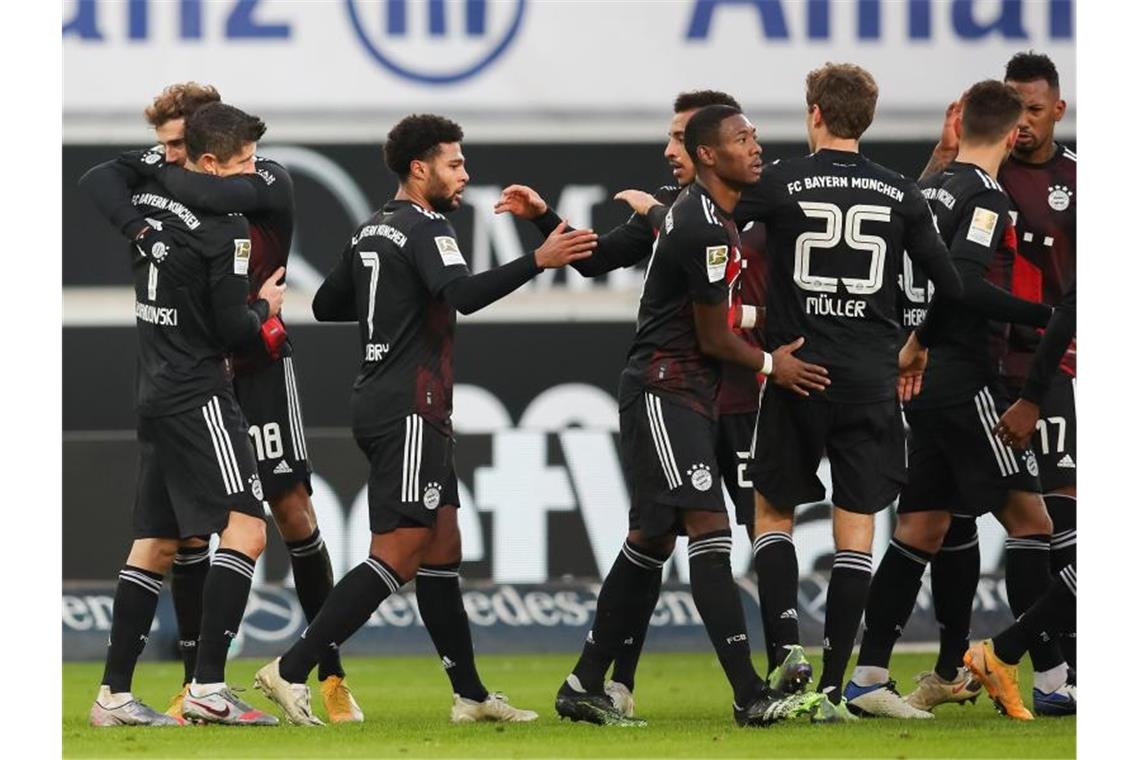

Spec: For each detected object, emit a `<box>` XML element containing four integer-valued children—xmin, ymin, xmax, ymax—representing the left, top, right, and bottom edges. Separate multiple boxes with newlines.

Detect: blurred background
<box><xmin>62</xmin><ymin>0</ymin><xmax>1076</xmax><ymax>659</ymax></box>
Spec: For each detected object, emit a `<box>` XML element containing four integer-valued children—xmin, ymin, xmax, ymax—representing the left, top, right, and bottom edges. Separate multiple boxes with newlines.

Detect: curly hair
<box><xmin>144</xmin><ymin>82</ymin><xmax>221</xmax><ymax>127</ymax></box>
<box><xmin>673</xmin><ymin>90</ymin><xmax>741</xmax><ymax>114</ymax></box>
<box><xmin>383</xmin><ymin>114</ymin><xmax>465</xmax><ymax>181</ymax></box>
<box><xmin>1005</xmin><ymin>51</ymin><xmax>1060</xmax><ymax>90</ymax></box>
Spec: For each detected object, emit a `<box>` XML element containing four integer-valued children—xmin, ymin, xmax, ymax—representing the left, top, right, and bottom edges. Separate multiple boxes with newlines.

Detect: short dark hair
<box><xmin>1005</xmin><ymin>51</ymin><xmax>1060</xmax><ymax>90</ymax></box>
<box><xmin>673</xmin><ymin>90</ymin><xmax>741</xmax><ymax>114</ymax></box>
<box><xmin>144</xmin><ymin>82</ymin><xmax>221</xmax><ymax>127</ymax></box>
<box><xmin>384</xmin><ymin>114</ymin><xmax>464</xmax><ymax>181</ymax></box>
<box><xmin>684</xmin><ymin>105</ymin><xmax>743</xmax><ymax>165</ymax></box>
<box><xmin>184</xmin><ymin>102</ymin><xmax>266</xmax><ymax>162</ymax></box>
<box><xmin>804</xmin><ymin>63</ymin><xmax>878</xmax><ymax>140</ymax></box>
<box><xmin>961</xmin><ymin>80</ymin><xmax>1024</xmax><ymax>142</ymax></box>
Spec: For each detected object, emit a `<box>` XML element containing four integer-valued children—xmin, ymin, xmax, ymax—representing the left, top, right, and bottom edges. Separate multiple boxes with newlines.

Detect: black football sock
<box><xmin>569</xmin><ymin>541</ymin><xmax>666</xmax><ymax>695</ymax></box>
<box><xmin>1045</xmin><ymin>495</ymin><xmax>1077</xmax><ymax>670</ymax></box>
<box><xmin>608</xmin><ymin>541</ymin><xmax>668</xmax><ymax>692</ymax></box>
<box><xmin>170</xmin><ymin>544</ymin><xmax>210</xmax><ymax>686</ymax></box>
<box><xmin>688</xmin><ymin>531</ymin><xmax>762</xmax><ymax>707</ymax></box>
<box><xmin>994</xmin><ymin>564</ymin><xmax>1076</xmax><ymax>665</ymax></box>
<box><xmin>101</xmin><ymin>565</ymin><xmax>164</xmax><ymax>693</ymax></box>
<box><xmin>416</xmin><ymin>563</ymin><xmax>488</xmax><ymax>702</ymax></box>
<box><xmin>285</xmin><ymin>529</ymin><xmax>344</xmax><ymax>681</ymax></box>
<box><xmin>279</xmin><ymin>556</ymin><xmax>405</xmax><ymax>684</ymax></box>
<box><xmin>857</xmin><ymin>540</ymin><xmax>931</xmax><ymax>671</ymax></box>
<box><xmin>752</xmin><ymin>530</ymin><xmax>800</xmax><ymax>672</ymax></box>
<box><xmin>1004</xmin><ymin>535</ymin><xmax>1066</xmax><ymax>674</ymax></box>
<box><xmin>194</xmin><ymin>549</ymin><xmax>256</xmax><ymax>685</ymax></box>
<box><xmin>931</xmin><ymin>516</ymin><xmax>980</xmax><ymax>680</ymax></box>
<box><xmin>819</xmin><ymin>550</ymin><xmax>872</xmax><ymax>702</ymax></box>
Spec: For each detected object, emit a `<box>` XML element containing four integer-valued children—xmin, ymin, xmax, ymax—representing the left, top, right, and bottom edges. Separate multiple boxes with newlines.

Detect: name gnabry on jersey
<box><xmin>135</xmin><ymin>301</ymin><xmax>178</xmax><ymax>326</ymax></box>
<box><xmin>130</xmin><ymin>192</ymin><xmax>201</xmax><ymax>230</ymax></box>
<box><xmin>787</xmin><ymin>175</ymin><xmax>904</xmax><ymax>202</ymax></box>
<box><xmin>365</xmin><ymin>343</ymin><xmax>391</xmax><ymax>361</ymax></box>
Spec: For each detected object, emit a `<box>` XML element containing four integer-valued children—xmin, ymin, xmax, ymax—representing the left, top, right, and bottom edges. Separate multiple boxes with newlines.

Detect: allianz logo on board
<box><xmin>64</xmin><ymin>1</ymin><xmax>1072</xmax><ymax>86</ymax></box>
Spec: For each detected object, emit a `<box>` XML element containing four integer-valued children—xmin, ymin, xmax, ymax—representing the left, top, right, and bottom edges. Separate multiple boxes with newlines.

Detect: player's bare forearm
<box><xmin>919</xmin><ymin>146</ymin><xmax>956</xmax><ymax>181</ymax></box>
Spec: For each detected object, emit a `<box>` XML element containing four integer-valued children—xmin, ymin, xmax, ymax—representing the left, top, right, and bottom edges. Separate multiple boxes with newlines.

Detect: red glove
<box><xmin>260</xmin><ymin>316</ymin><xmax>288</xmax><ymax>360</ymax></box>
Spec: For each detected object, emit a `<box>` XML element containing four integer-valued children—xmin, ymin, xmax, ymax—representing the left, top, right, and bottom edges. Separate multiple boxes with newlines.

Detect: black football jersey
<box><xmin>907</xmin><ymin>162</ymin><xmax>1016</xmax><ymax>409</ymax></box>
<box><xmin>735</xmin><ymin>149</ymin><xmax>951</xmax><ymax>403</ymax></box>
<box><xmin>618</xmin><ymin>182</ymin><xmax>742</xmax><ymax>418</ymax></box>
<box><xmin>128</xmin><ymin>181</ymin><xmax>257</xmax><ymax>417</ymax></box>
<box><xmin>318</xmin><ymin>200</ymin><xmax>470</xmax><ymax>437</ymax></box>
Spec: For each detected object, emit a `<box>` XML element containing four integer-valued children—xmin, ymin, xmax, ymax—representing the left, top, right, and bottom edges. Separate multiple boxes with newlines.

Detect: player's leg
<box><xmin>237</xmin><ymin>358</ymin><xmax>347</xmax><ymax>689</ymax></box>
<box><xmin>747</xmin><ymin>387</ymin><xmax>828</xmax><ymax>695</ymax></box>
<box><xmin>965</xmin><ymin>564</ymin><xmax>1076</xmax><ymax>721</ymax></box>
<box><xmin>169</xmin><ymin>537</ymin><xmax>209</xmax><ymax>689</ymax></box>
<box><xmin>602</xmin><ymin>527</ymin><xmax>670</xmax><ymax>715</ymax></box>
<box><xmin>256</xmin><ymin>417</ymin><xmax>443</xmax><ymax>724</ymax></box>
<box><xmin>814</xmin><ymin>400</ymin><xmax>906</xmax><ymax>720</ymax></box>
<box><xmin>1037</xmin><ymin>374</ymin><xmax>1077</xmax><ymax>676</ymax></box>
<box><xmin>918</xmin><ymin>514</ymin><xmax>981</xmax><ymax>701</ymax></box>
<box><xmin>996</xmin><ymin>489</ymin><xmax>1074</xmax><ymax>713</ymax></box>
<box><xmin>91</xmin><ymin>419</ymin><xmax>184</xmax><ymax>727</ymax></box>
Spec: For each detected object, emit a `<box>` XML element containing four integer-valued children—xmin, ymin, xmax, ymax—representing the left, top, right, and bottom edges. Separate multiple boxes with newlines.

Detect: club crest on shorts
<box><xmin>706</xmin><ymin>245</ymin><xmax>728</xmax><ymax>282</ymax></box>
<box><xmin>687</xmin><ymin>463</ymin><xmax>713</xmax><ymax>492</ymax></box>
<box><xmin>423</xmin><ymin>481</ymin><xmax>442</xmax><ymax>510</ymax></box>
<box><xmin>233</xmin><ymin>239</ymin><xmax>252</xmax><ymax>275</ymax></box>
<box><xmin>249</xmin><ymin>474</ymin><xmax>264</xmax><ymax>501</ymax></box>
<box><xmin>150</xmin><ymin>241</ymin><xmax>168</xmax><ymax>263</ymax></box>
<box><xmin>1024</xmin><ymin>450</ymin><xmax>1039</xmax><ymax>477</ymax></box>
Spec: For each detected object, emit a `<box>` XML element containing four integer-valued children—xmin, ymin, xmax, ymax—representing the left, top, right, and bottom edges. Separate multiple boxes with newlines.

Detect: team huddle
<box><xmin>79</xmin><ymin>50</ymin><xmax>1076</xmax><ymax>729</ymax></box>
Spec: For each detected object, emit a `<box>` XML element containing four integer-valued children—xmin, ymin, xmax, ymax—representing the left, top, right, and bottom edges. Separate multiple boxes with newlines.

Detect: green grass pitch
<box><xmin>64</xmin><ymin>651</ymin><xmax>1074</xmax><ymax>758</ymax></box>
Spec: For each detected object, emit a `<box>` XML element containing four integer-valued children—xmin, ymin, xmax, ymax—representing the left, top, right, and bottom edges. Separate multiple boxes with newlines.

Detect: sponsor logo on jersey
<box><xmin>1048</xmin><ymin>184</ymin><xmax>1073</xmax><ymax>211</ymax></box>
<box><xmin>435</xmin><ymin>236</ymin><xmax>466</xmax><ymax>266</ymax></box>
<box><xmin>687</xmin><ymin>463</ymin><xmax>713</xmax><ymax>492</ymax></box>
<box><xmin>966</xmin><ymin>207</ymin><xmax>999</xmax><ymax>246</ymax></box>
<box><xmin>706</xmin><ymin>245</ymin><xmax>728</xmax><ymax>282</ymax></box>
<box><xmin>233</xmin><ymin>239</ymin><xmax>252</xmax><ymax>275</ymax></box>
<box><xmin>423</xmin><ymin>481</ymin><xmax>442</xmax><ymax>510</ymax></box>
<box><xmin>1057</xmin><ymin>454</ymin><xmax>1076</xmax><ymax>469</ymax></box>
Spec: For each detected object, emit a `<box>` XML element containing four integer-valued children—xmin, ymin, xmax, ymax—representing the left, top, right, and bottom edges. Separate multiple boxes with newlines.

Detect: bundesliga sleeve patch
<box><xmin>706</xmin><ymin>245</ymin><xmax>728</xmax><ymax>282</ymax></box>
<box><xmin>966</xmin><ymin>207</ymin><xmax>999</xmax><ymax>247</ymax></box>
<box><xmin>435</xmin><ymin>236</ymin><xmax>466</xmax><ymax>266</ymax></box>
<box><xmin>233</xmin><ymin>239</ymin><xmax>252</xmax><ymax>275</ymax></box>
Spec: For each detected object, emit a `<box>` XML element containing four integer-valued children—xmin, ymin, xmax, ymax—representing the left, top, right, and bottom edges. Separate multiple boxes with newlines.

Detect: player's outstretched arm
<box><xmin>157</xmin><ymin>160</ymin><xmax>293</xmax><ymax>215</ymax></box>
<box><xmin>78</xmin><ymin>157</ymin><xmax>150</xmax><ymax>239</ymax></box>
<box><xmin>312</xmin><ymin>243</ymin><xmax>357</xmax><ymax>322</ymax></box>
<box><xmin>497</xmin><ymin>185</ymin><xmax>656</xmax><ymax>276</ymax></box>
<box><xmin>440</xmin><ymin>220</ymin><xmax>596</xmax><ymax>314</ymax></box>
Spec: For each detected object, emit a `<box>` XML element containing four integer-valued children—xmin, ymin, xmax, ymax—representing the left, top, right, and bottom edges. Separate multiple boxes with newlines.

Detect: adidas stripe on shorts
<box><xmin>133</xmin><ymin>389</ymin><xmax>266</xmax><ymax>540</ymax></box>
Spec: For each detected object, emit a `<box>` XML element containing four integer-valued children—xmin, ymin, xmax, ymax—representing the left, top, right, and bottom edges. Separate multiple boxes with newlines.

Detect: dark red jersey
<box><xmin>997</xmin><ymin>143</ymin><xmax>1077</xmax><ymax>382</ymax></box>
<box><xmin>619</xmin><ymin>183</ymin><xmax>742</xmax><ymax>418</ymax></box>
<box><xmin>716</xmin><ymin>221</ymin><xmax>767</xmax><ymax>415</ymax></box>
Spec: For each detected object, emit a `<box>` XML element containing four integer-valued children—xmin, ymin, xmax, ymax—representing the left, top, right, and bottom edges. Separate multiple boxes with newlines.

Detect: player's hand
<box><xmin>934</xmin><ymin>93</ymin><xmax>966</xmax><ymax>157</ymax></box>
<box><xmin>494</xmin><ymin>184</ymin><xmax>548</xmax><ymax>219</ymax></box>
<box><xmin>258</xmin><ymin>266</ymin><xmax>287</xmax><ymax>318</ymax></box>
<box><xmin>768</xmin><ymin>337</ymin><xmax>829</xmax><ymax>397</ymax></box>
<box><xmin>534</xmin><ymin>220</ymin><xmax>597</xmax><ymax>269</ymax></box>
<box><xmin>614</xmin><ymin>189</ymin><xmax>665</xmax><ymax>217</ymax></box>
<box><xmin>133</xmin><ymin>217</ymin><xmax>176</xmax><ymax>266</ymax></box>
<box><xmin>993</xmin><ymin>399</ymin><xmax>1040</xmax><ymax>450</ymax></box>
<box><xmin>897</xmin><ymin>331</ymin><xmax>928</xmax><ymax>403</ymax></box>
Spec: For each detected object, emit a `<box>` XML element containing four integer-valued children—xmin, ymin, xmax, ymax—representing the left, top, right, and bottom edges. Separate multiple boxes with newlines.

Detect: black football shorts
<box><xmin>899</xmin><ymin>385</ymin><xmax>1042</xmax><ymax>516</ymax></box>
<box><xmin>133</xmin><ymin>390</ymin><xmax>266</xmax><ymax>540</ymax></box>
<box><xmin>1029</xmin><ymin>373</ymin><xmax>1077</xmax><ymax>493</ymax></box>
<box><xmin>747</xmin><ymin>386</ymin><xmax>906</xmax><ymax>515</ymax></box>
<box><xmin>716</xmin><ymin>410</ymin><xmax>759</xmax><ymax>529</ymax></box>
<box><xmin>356</xmin><ymin>414</ymin><xmax>460</xmax><ymax>534</ymax></box>
<box><xmin>620</xmin><ymin>392</ymin><xmax>726</xmax><ymax>538</ymax></box>
<box><xmin>233</xmin><ymin>356</ymin><xmax>313</xmax><ymax>501</ymax></box>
